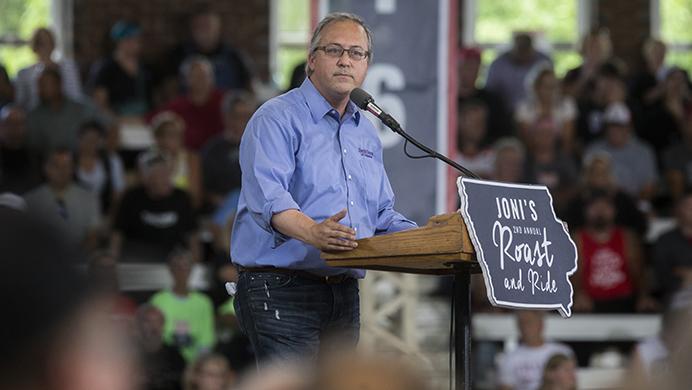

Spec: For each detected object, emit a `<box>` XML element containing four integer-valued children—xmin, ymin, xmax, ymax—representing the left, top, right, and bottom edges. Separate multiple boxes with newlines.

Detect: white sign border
<box><xmin>457</xmin><ymin>177</ymin><xmax>578</xmax><ymax>318</ymax></box>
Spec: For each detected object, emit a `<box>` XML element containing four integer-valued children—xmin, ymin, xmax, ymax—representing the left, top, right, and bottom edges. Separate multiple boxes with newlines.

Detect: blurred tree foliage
<box><xmin>661</xmin><ymin>0</ymin><xmax>692</xmax><ymax>72</ymax></box>
<box><xmin>0</xmin><ymin>0</ymin><xmax>50</xmax><ymax>77</ymax></box>
<box><xmin>476</xmin><ymin>0</ymin><xmax>577</xmax><ymax>44</ymax></box>
<box><xmin>276</xmin><ymin>0</ymin><xmax>310</xmax><ymax>90</ymax></box>
<box><xmin>474</xmin><ymin>0</ymin><xmax>580</xmax><ymax>79</ymax></box>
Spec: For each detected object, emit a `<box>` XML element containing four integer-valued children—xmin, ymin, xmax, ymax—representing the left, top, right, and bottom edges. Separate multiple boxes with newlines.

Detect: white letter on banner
<box><xmin>362</xmin><ymin>64</ymin><xmax>406</xmax><ymax>149</ymax></box>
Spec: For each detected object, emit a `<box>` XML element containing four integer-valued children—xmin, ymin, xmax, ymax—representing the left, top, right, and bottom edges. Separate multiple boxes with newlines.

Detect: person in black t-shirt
<box><xmin>457</xmin><ymin>47</ymin><xmax>513</xmax><ymax>143</ymax></box>
<box><xmin>166</xmin><ymin>5</ymin><xmax>253</xmax><ymax>93</ymax></box>
<box><xmin>639</xmin><ymin>67</ymin><xmax>691</xmax><ymax>167</ymax></box>
<box><xmin>0</xmin><ymin>106</ymin><xmax>41</xmax><ymax>194</ymax></box>
<box><xmin>653</xmin><ymin>192</ymin><xmax>692</xmax><ymax>302</ymax></box>
<box><xmin>629</xmin><ymin>38</ymin><xmax>668</xmax><ymax>108</ymax></box>
<box><xmin>88</xmin><ymin>21</ymin><xmax>151</xmax><ymax>118</ymax></box>
<box><xmin>664</xmin><ymin>113</ymin><xmax>692</xmax><ymax>201</ymax></box>
<box><xmin>563</xmin><ymin>29</ymin><xmax>620</xmax><ymax>101</ymax></box>
<box><xmin>110</xmin><ymin>151</ymin><xmax>199</xmax><ymax>262</ymax></box>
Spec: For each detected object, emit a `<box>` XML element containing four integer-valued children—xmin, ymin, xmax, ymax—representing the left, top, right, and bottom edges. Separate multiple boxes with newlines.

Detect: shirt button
<box><xmin>343</xmin><ymin>149</ymin><xmax>347</xmax><ymax>154</ymax></box>
<box><xmin>350</xmin><ymin>201</ymin><xmax>354</xmax><ymax>206</ymax></box>
<box><xmin>347</xmin><ymin>174</ymin><xmax>352</xmax><ymax>180</ymax></box>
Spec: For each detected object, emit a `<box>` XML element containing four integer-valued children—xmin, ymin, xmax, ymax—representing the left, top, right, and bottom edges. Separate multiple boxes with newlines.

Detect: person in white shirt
<box><xmin>628</xmin><ymin>298</ymin><xmax>692</xmax><ymax>387</ymax></box>
<box><xmin>515</xmin><ymin>63</ymin><xmax>577</xmax><ymax>154</ymax></box>
<box><xmin>497</xmin><ymin>311</ymin><xmax>574</xmax><ymax>390</ymax></box>
<box><xmin>14</xmin><ymin>27</ymin><xmax>83</xmax><ymax>111</ymax></box>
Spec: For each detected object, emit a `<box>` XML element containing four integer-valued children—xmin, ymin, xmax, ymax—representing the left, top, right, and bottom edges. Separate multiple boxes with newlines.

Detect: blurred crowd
<box><xmin>0</xmin><ymin>6</ymin><xmax>276</xmax><ymax>390</ymax></box>
<box><xmin>458</xmin><ymin>28</ymin><xmax>692</xmax><ymax>390</ymax></box>
<box><xmin>0</xmin><ymin>4</ymin><xmax>691</xmax><ymax>390</ymax></box>
<box><xmin>1</xmin><ymin>205</ymin><xmax>433</xmax><ymax>390</ymax></box>
<box><xmin>458</xmin><ymin>29</ymin><xmax>692</xmax><ymax>316</ymax></box>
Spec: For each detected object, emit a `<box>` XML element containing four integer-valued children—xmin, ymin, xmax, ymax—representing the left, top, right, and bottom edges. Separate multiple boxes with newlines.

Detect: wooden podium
<box><xmin>323</xmin><ymin>212</ymin><xmax>480</xmax><ymax>390</ymax></box>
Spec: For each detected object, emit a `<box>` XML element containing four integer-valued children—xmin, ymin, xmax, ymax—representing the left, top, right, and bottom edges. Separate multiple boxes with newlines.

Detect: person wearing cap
<box><xmin>231</xmin><ymin>12</ymin><xmax>416</xmax><ymax>363</ymax></box>
<box><xmin>88</xmin><ymin>20</ymin><xmax>151</xmax><ymax>118</ymax></box>
<box><xmin>110</xmin><ymin>151</ymin><xmax>199</xmax><ymax>262</ymax></box>
<box><xmin>584</xmin><ymin>102</ymin><xmax>658</xmax><ymax>202</ymax></box>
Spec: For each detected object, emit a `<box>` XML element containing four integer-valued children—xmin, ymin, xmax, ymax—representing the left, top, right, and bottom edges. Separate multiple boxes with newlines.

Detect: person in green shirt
<box><xmin>150</xmin><ymin>250</ymin><xmax>215</xmax><ymax>362</ymax></box>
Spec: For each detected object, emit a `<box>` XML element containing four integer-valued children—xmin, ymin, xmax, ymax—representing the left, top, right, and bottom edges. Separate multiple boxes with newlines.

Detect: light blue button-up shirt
<box><xmin>230</xmin><ymin>78</ymin><xmax>417</xmax><ymax>277</ymax></box>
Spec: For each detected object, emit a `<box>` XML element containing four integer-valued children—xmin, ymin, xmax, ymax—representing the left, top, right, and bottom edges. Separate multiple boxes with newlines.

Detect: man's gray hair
<box><xmin>180</xmin><ymin>55</ymin><xmax>215</xmax><ymax>81</ymax></box>
<box><xmin>221</xmin><ymin>89</ymin><xmax>257</xmax><ymax>115</ymax></box>
<box><xmin>306</xmin><ymin>12</ymin><xmax>374</xmax><ymax>76</ymax></box>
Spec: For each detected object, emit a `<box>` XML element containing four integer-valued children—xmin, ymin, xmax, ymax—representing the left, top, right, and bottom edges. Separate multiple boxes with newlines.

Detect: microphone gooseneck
<box><xmin>349</xmin><ymin>88</ymin><xmax>479</xmax><ymax>179</ymax></box>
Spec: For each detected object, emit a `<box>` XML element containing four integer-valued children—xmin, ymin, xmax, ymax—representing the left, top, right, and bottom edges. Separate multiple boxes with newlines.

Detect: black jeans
<box><xmin>234</xmin><ymin>271</ymin><xmax>360</xmax><ymax>364</ymax></box>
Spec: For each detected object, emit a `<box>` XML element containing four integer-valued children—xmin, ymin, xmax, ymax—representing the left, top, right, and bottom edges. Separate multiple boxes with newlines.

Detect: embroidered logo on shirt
<box><xmin>358</xmin><ymin>148</ymin><xmax>374</xmax><ymax>159</ymax></box>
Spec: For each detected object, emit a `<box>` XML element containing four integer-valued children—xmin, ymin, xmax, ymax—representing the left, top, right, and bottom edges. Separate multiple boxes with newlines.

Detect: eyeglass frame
<box><xmin>313</xmin><ymin>43</ymin><xmax>371</xmax><ymax>61</ymax></box>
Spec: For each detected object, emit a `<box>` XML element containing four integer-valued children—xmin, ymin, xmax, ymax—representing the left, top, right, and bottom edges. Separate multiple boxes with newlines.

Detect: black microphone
<box><xmin>348</xmin><ymin>87</ymin><xmax>479</xmax><ymax>179</ymax></box>
<box><xmin>349</xmin><ymin>88</ymin><xmax>401</xmax><ymax>130</ymax></box>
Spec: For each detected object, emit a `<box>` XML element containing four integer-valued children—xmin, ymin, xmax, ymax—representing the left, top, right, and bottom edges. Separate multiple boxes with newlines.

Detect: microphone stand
<box><xmin>376</xmin><ymin>111</ymin><xmax>479</xmax><ymax>390</ymax></box>
<box><xmin>378</xmin><ymin>114</ymin><xmax>480</xmax><ymax>179</ymax></box>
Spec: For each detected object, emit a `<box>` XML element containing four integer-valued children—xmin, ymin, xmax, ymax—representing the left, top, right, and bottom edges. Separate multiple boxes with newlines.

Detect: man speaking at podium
<box><xmin>230</xmin><ymin>12</ymin><xmax>416</xmax><ymax>363</ymax></box>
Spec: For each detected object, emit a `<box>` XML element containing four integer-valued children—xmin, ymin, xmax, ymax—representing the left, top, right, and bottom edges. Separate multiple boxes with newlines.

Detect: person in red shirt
<box><xmin>572</xmin><ymin>191</ymin><xmax>658</xmax><ymax>313</ymax></box>
<box><xmin>164</xmin><ymin>56</ymin><xmax>224</xmax><ymax>151</ymax></box>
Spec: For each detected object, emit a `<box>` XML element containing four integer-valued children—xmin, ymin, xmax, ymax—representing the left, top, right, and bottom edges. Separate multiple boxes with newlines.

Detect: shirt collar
<box><xmin>300</xmin><ymin>78</ymin><xmax>361</xmax><ymax>126</ymax></box>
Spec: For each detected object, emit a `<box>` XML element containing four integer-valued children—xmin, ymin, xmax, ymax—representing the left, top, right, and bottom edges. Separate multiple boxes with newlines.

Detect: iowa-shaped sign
<box><xmin>458</xmin><ymin>178</ymin><xmax>578</xmax><ymax>317</ymax></box>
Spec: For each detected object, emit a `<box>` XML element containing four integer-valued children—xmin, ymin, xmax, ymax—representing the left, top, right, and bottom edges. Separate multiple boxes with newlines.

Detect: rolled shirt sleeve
<box><xmin>239</xmin><ymin>113</ymin><xmax>301</xmax><ymax>247</ymax></box>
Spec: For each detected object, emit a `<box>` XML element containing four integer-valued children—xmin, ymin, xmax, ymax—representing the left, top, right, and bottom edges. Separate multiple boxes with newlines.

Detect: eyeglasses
<box><xmin>314</xmin><ymin>43</ymin><xmax>370</xmax><ymax>61</ymax></box>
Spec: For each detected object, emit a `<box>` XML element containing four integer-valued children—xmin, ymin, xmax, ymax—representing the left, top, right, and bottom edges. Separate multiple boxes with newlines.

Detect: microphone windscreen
<box><xmin>349</xmin><ymin>88</ymin><xmax>373</xmax><ymax>109</ymax></box>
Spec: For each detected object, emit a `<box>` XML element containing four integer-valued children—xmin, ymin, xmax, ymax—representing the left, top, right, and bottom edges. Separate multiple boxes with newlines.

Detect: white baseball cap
<box><xmin>603</xmin><ymin>102</ymin><xmax>631</xmax><ymax>126</ymax></box>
